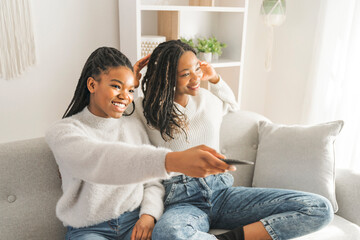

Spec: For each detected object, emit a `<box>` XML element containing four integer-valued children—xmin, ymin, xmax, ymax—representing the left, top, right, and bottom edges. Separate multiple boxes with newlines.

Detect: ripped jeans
<box><xmin>152</xmin><ymin>173</ymin><xmax>333</xmax><ymax>240</ymax></box>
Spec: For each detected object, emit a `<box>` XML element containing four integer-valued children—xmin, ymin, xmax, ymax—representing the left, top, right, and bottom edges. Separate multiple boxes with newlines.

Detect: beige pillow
<box><xmin>252</xmin><ymin>120</ymin><xmax>344</xmax><ymax>212</ymax></box>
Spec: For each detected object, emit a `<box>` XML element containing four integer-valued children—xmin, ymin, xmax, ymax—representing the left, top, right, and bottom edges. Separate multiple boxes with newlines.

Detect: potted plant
<box><xmin>196</xmin><ymin>37</ymin><xmax>213</xmax><ymax>62</ymax></box>
<box><xmin>208</xmin><ymin>37</ymin><xmax>227</xmax><ymax>61</ymax></box>
<box><xmin>180</xmin><ymin>37</ymin><xmax>195</xmax><ymax>48</ymax></box>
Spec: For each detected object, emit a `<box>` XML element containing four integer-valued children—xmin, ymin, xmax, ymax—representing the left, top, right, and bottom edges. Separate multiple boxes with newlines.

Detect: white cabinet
<box><xmin>119</xmin><ymin>0</ymin><xmax>248</xmax><ymax>103</ymax></box>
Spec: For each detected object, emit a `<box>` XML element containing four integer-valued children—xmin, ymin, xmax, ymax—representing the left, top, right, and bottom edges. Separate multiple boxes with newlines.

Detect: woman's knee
<box><xmin>152</xmin><ymin>208</ymin><xmax>210</xmax><ymax>240</ymax></box>
<box><xmin>152</xmin><ymin>222</ymin><xmax>195</xmax><ymax>240</ymax></box>
<box><xmin>66</xmin><ymin>232</ymin><xmax>108</xmax><ymax>240</ymax></box>
<box><xmin>298</xmin><ymin>193</ymin><xmax>334</xmax><ymax>228</ymax></box>
<box><xmin>315</xmin><ymin>195</ymin><xmax>334</xmax><ymax>226</ymax></box>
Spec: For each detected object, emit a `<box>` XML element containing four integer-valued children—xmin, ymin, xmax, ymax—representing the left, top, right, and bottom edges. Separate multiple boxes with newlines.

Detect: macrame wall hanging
<box><xmin>0</xmin><ymin>0</ymin><xmax>36</xmax><ymax>80</ymax></box>
<box><xmin>261</xmin><ymin>0</ymin><xmax>286</xmax><ymax>71</ymax></box>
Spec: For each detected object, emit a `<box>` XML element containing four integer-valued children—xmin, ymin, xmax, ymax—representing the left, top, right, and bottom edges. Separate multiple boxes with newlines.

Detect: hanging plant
<box><xmin>261</xmin><ymin>0</ymin><xmax>286</xmax><ymax>71</ymax></box>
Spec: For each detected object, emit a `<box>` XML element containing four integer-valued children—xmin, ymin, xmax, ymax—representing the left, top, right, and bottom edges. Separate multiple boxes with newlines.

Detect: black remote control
<box><xmin>219</xmin><ymin>158</ymin><xmax>254</xmax><ymax>165</ymax></box>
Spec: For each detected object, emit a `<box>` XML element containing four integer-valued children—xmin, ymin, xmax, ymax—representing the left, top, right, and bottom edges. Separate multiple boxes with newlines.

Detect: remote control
<box><xmin>219</xmin><ymin>158</ymin><xmax>254</xmax><ymax>165</ymax></box>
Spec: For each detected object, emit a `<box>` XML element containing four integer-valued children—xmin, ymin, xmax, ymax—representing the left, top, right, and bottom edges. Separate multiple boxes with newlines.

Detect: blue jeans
<box><xmin>65</xmin><ymin>208</ymin><xmax>140</xmax><ymax>240</ymax></box>
<box><xmin>152</xmin><ymin>173</ymin><xmax>333</xmax><ymax>240</ymax></box>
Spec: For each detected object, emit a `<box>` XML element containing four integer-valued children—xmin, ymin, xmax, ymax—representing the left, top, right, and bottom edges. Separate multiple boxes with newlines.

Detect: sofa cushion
<box><xmin>220</xmin><ymin>111</ymin><xmax>269</xmax><ymax>187</ymax></box>
<box><xmin>293</xmin><ymin>215</ymin><xmax>360</xmax><ymax>239</ymax></box>
<box><xmin>209</xmin><ymin>215</ymin><xmax>360</xmax><ymax>239</ymax></box>
<box><xmin>0</xmin><ymin>138</ymin><xmax>66</xmax><ymax>240</ymax></box>
<box><xmin>252</xmin><ymin>120</ymin><xmax>344</xmax><ymax>212</ymax></box>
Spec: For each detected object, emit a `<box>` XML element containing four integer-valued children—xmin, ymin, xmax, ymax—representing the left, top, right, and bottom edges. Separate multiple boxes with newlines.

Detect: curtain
<box><xmin>0</xmin><ymin>0</ymin><xmax>36</xmax><ymax>79</ymax></box>
<box><xmin>302</xmin><ymin>0</ymin><xmax>360</xmax><ymax>171</ymax></box>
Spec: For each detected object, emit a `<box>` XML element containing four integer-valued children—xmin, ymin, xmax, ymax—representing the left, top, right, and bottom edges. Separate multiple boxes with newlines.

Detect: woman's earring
<box><xmin>124</xmin><ymin>102</ymin><xmax>135</xmax><ymax>116</ymax></box>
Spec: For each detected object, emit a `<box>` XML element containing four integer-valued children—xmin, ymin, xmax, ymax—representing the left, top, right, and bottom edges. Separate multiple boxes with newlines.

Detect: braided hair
<box><xmin>63</xmin><ymin>47</ymin><xmax>134</xmax><ymax>118</ymax></box>
<box><xmin>141</xmin><ymin>40</ymin><xmax>196</xmax><ymax>141</ymax></box>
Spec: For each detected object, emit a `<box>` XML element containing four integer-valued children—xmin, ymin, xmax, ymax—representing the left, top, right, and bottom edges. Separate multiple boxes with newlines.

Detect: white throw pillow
<box><xmin>252</xmin><ymin>120</ymin><xmax>344</xmax><ymax>212</ymax></box>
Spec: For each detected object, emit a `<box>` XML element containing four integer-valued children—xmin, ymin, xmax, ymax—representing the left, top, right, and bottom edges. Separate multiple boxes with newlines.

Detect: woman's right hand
<box><xmin>133</xmin><ymin>54</ymin><xmax>151</xmax><ymax>88</ymax></box>
<box><xmin>165</xmin><ymin>145</ymin><xmax>236</xmax><ymax>177</ymax></box>
<box><xmin>199</xmin><ymin>61</ymin><xmax>220</xmax><ymax>84</ymax></box>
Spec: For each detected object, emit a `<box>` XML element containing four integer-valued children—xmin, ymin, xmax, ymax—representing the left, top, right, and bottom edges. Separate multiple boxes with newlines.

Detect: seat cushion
<box><xmin>209</xmin><ymin>215</ymin><xmax>360</xmax><ymax>239</ymax></box>
<box><xmin>293</xmin><ymin>215</ymin><xmax>360</xmax><ymax>240</ymax></box>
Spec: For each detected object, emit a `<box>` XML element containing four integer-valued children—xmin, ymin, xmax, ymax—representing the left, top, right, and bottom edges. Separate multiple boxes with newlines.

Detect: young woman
<box><xmin>45</xmin><ymin>47</ymin><xmax>233</xmax><ymax>240</ymax></box>
<box><xmin>134</xmin><ymin>40</ymin><xmax>334</xmax><ymax>240</ymax></box>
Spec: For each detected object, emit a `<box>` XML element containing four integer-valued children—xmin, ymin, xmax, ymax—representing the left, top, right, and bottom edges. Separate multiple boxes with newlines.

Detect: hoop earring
<box><xmin>124</xmin><ymin>101</ymin><xmax>135</xmax><ymax>116</ymax></box>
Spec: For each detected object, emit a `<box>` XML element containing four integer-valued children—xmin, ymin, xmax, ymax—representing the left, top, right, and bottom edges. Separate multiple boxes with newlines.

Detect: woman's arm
<box><xmin>46</xmin><ymin>121</ymin><xmax>170</xmax><ymax>185</ymax></box>
<box><xmin>200</xmin><ymin>61</ymin><xmax>239</xmax><ymax>115</ymax></box>
<box><xmin>140</xmin><ymin>180</ymin><xmax>165</xmax><ymax>221</ymax></box>
<box><xmin>209</xmin><ymin>77</ymin><xmax>240</xmax><ymax>115</ymax></box>
<box><xmin>130</xmin><ymin>180</ymin><xmax>164</xmax><ymax>240</ymax></box>
<box><xmin>46</xmin><ymin>120</ymin><xmax>233</xmax><ymax>185</ymax></box>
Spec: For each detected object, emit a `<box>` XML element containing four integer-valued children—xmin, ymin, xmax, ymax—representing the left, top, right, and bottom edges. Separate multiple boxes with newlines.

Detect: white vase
<box><xmin>212</xmin><ymin>53</ymin><xmax>219</xmax><ymax>61</ymax></box>
<box><xmin>198</xmin><ymin>52</ymin><xmax>212</xmax><ymax>62</ymax></box>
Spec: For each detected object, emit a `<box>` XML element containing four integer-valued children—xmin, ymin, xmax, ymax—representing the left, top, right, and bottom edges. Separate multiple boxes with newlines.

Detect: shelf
<box><xmin>210</xmin><ymin>59</ymin><xmax>241</xmax><ymax>68</ymax></box>
<box><xmin>120</xmin><ymin>0</ymin><xmax>249</xmax><ymax>104</ymax></box>
<box><xmin>141</xmin><ymin>5</ymin><xmax>245</xmax><ymax>13</ymax></box>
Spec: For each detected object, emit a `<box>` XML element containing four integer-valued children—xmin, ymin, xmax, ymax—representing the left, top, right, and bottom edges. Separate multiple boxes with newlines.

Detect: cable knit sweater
<box><xmin>45</xmin><ymin>107</ymin><xmax>170</xmax><ymax>228</ymax></box>
<box><xmin>134</xmin><ymin>78</ymin><xmax>239</xmax><ymax>175</ymax></box>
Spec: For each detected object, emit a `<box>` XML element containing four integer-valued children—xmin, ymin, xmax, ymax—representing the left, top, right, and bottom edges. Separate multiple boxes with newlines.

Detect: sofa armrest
<box><xmin>335</xmin><ymin>168</ymin><xmax>360</xmax><ymax>225</ymax></box>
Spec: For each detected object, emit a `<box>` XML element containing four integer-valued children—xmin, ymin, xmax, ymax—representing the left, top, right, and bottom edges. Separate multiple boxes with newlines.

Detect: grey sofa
<box><xmin>1</xmin><ymin>111</ymin><xmax>360</xmax><ymax>239</ymax></box>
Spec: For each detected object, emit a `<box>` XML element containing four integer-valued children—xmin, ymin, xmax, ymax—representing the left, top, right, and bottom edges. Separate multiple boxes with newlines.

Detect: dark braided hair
<box><xmin>141</xmin><ymin>40</ymin><xmax>196</xmax><ymax>141</ymax></box>
<box><xmin>63</xmin><ymin>47</ymin><xmax>134</xmax><ymax>118</ymax></box>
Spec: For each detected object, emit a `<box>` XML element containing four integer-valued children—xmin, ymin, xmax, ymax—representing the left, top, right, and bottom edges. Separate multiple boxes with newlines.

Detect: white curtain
<box><xmin>302</xmin><ymin>0</ymin><xmax>360</xmax><ymax>171</ymax></box>
<box><xmin>0</xmin><ymin>0</ymin><xmax>36</xmax><ymax>79</ymax></box>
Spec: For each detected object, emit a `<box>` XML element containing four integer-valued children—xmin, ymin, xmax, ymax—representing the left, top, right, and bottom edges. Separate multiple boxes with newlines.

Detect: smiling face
<box><xmin>87</xmin><ymin>66</ymin><xmax>135</xmax><ymax>118</ymax></box>
<box><xmin>174</xmin><ymin>51</ymin><xmax>203</xmax><ymax>106</ymax></box>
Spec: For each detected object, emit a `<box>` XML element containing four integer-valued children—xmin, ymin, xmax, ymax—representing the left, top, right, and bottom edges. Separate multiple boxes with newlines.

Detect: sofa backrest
<box><xmin>0</xmin><ymin>137</ymin><xmax>66</xmax><ymax>239</ymax></box>
<box><xmin>220</xmin><ymin>110</ymin><xmax>269</xmax><ymax>187</ymax></box>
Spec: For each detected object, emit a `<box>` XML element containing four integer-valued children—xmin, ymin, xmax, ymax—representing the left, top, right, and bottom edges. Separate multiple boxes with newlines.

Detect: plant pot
<box><xmin>212</xmin><ymin>53</ymin><xmax>219</xmax><ymax>61</ymax></box>
<box><xmin>198</xmin><ymin>52</ymin><xmax>212</xmax><ymax>62</ymax></box>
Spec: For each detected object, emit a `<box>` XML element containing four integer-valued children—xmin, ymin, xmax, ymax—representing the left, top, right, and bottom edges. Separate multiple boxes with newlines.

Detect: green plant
<box><xmin>195</xmin><ymin>36</ymin><xmax>227</xmax><ymax>55</ymax></box>
<box><xmin>208</xmin><ymin>36</ymin><xmax>227</xmax><ymax>55</ymax></box>
<box><xmin>196</xmin><ymin>37</ymin><xmax>212</xmax><ymax>53</ymax></box>
<box><xmin>180</xmin><ymin>37</ymin><xmax>195</xmax><ymax>48</ymax></box>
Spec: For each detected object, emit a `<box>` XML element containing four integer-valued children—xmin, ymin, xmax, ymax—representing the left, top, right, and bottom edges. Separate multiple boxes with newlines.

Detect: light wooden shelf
<box><xmin>141</xmin><ymin>5</ymin><xmax>245</xmax><ymax>13</ymax></box>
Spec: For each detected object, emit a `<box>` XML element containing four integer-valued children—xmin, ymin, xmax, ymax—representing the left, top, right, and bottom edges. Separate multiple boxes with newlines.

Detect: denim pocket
<box><xmin>164</xmin><ymin>182</ymin><xmax>178</xmax><ymax>206</ymax></box>
<box><xmin>218</xmin><ymin>173</ymin><xmax>234</xmax><ymax>188</ymax></box>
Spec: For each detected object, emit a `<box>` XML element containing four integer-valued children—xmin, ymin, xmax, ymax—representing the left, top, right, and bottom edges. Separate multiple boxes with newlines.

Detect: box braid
<box><xmin>63</xmin><ymin>47</ymin><xmax>134</xmax><ymax>119</ymax></box>
<box><xmin>141</xmin><ymin>40</ymin><xmax>196</xmax><ymax>141</ymax></box>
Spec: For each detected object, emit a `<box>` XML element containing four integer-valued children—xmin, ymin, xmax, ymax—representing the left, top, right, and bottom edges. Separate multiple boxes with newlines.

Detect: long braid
<box><xmin>142</xmin><ymin>40</ymin><xmax>196</xmax><ymax>141</ymax></box>
<box><xmin>63</xmin><ymin>47</ymin><xmax>133</xmax><ymax>118</ymax></box>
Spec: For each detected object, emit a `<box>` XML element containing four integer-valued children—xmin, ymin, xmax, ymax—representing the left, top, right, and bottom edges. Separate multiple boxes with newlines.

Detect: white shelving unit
<box><xmin>119</xmin><ymin>0</ymin><xmax>248</xmax><ymax>103</ymax></box>
<box><xmin>141</xmin><ymin>5</ymin><xmax>245</xmax><ymax>12</ymax></box>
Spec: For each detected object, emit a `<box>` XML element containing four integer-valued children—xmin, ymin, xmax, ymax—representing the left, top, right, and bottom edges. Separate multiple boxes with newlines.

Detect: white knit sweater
<box><xmin>135</xmin><ymin>78</ymin><xmax>239</xmax><ymax>174</ymax></box>
<box><xmin>45</xmin><ymin>107</ymin><xmax>170</xmax><ymax>228</ymax></box>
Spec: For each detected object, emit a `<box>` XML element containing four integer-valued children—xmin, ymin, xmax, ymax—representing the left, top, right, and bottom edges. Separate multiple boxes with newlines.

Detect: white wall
<box><xmin>241</xmin><ymin>0</ymin><xmax>269</xmax><ymax>115</ymax></box>
<box><xmin>241</xmin><ymin>0</ymin><xmax>322</xmax><ymax>124</ymax></box>
<box><xmin>0</xmin><ymin>0</ymin><xmax>119</xmax><ymax>143</ymax></box>
<box><xmin>0</xmin><ymin>0</ymin><xmax>323</xmax><ymax>143</ymax></box>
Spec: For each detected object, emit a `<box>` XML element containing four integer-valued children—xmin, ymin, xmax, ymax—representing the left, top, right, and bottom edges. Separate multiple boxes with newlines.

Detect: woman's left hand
<box><xmin>133</xmin><ymin>54</ymin><xmax>151</xmax><ymax>88</ymax></box>
<box><xmin>200</xmin><ymin>61</ymin><xmax>220</xmax><ymax>84</ymax></box>
<box><xmin>130</xmin><ymin>214</ymin><xmax>155</xmax><ymax>240</ymax></box>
